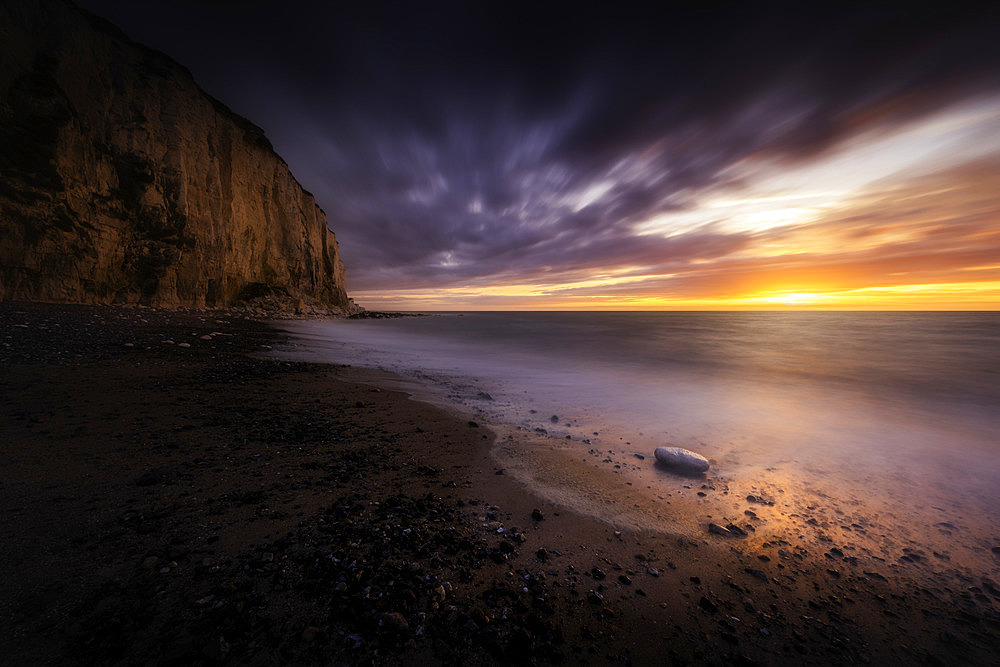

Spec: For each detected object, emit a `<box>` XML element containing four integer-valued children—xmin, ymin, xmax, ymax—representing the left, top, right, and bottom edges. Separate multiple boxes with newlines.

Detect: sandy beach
<box><xmin>1</xmin><ymin>304</ymin><xmax>998</xmax><ymax>665</ymax></box>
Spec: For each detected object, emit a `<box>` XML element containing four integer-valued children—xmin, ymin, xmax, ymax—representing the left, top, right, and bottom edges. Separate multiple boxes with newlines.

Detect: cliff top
<box><xmin>64</xmin><ymin>0</ymin><xmax>323</xmax><ymax>207</ymax></box>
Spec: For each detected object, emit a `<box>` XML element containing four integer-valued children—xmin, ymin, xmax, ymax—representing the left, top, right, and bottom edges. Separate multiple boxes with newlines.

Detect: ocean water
<box><xmin>275</xmin><ymin>311</ymin><xmax>1000</xmax><ymax>540</ymax></box>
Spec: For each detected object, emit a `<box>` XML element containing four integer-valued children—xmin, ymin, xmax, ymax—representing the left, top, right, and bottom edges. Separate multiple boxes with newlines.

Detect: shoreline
<box><xmin>1</xmin><ymin>303</ymin><xmax>997</xmax><ymax>664</ymax></box>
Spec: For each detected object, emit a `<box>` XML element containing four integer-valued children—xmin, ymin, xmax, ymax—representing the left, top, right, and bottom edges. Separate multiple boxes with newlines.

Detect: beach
<box><xmin>2</xmin><ymin>304</ymin><xmax>999</xmax><ymax>665</ymax></box>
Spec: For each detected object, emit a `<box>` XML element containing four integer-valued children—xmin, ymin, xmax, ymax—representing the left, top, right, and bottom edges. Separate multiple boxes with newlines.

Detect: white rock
<box><xmin>654</xmin><ymin>446</ymin><xmax>710</xmax><ymax>472</ymax></box>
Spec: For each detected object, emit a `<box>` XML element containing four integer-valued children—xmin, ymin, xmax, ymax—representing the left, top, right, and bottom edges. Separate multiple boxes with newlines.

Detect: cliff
<box><xmin>0</xmin><ymin>0</ymin><xmax>352</xmax><ymax>312</ymax></box>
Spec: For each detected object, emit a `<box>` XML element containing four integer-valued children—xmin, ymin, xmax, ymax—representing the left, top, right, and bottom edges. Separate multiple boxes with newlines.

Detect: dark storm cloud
<box><xmin>79</xmin><ymin>0</ymin><xmax>1000</xmax><ymax>294</ymax></box>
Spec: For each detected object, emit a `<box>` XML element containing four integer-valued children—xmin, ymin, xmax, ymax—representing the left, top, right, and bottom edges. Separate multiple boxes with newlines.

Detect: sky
<box><xmin>78</xmin><ymin>0</ymin><xmax>1000</xmax><ymax>310</ymax></box>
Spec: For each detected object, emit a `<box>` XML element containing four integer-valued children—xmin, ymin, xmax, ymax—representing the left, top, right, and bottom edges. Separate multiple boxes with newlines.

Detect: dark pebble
<box><xmin>708</xmin><ymin>523</ymin><xmax>731</xmax><ymax>536</ymax></box>
<box><xmin>726</xmin><ymin>523</ymin><xmax>748</xmax><ymax>537</ymax></box>
<box><xmin>380</xmin><ymin>612</ymin><xmax>409</xmax><ymax>633</ymax></box>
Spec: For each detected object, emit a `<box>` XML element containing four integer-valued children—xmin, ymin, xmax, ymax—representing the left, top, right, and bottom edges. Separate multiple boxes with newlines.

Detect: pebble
<box><xmin>380</xmin><ymin>612</ymin><xmax>409</xmax><ymax>633</ymax></box>
<box><xmin>726</xmin><ymin>523</ymin><xmax>748</xmax><ymax>537</ymax></box>
<box><xmin>653</xmin><ymin>446</ymin><xmax>710</xmax><ymax>472</ymax></box>
<box><xmin>177</xmin><ymin>342</ymin><xmax>191</xmax><ymax>348</ymax></box>
<box><xmin>708</xmin><ymin>523</ymin><xmax>731</xmax><ymax>536</ymax></box>
<box><xmin>531</xmin><ymin>508</ymin><xmax>544</xmax><ymax>521</ymax></box>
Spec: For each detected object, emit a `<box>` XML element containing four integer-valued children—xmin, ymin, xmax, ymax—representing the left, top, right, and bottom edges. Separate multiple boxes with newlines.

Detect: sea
<box><xmin>274</xmin><ymin>311</ymin><xmax>1000</xmax><ymax>556</ymax></box>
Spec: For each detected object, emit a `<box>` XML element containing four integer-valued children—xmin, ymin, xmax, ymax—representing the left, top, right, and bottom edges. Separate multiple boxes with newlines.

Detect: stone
<box><xmin>654</xmin><ymin>446</ymin><xmax>710</xmax><ymax>472</ymax></box>
<box><xmin>708</xmin><ymin>523</ymin><xmax>731</xmax><ymax>536</ymax></box>
<box><xmin>380</xmin><ymin>612</ymin><xmax>409</xmax><ymax>633</ymax></box>
<box><xmin>302</xmin><ymin>627</ymin><xmax>323</xmax><ymax>642</ymax></box>
<box><xmin>726</xmin><ymin>523</ymin><xmax>748</xmax><ymax>537</ymax></box>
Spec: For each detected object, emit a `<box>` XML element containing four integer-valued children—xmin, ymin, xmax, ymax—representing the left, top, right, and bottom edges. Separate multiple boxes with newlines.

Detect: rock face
<box><xmin>0</xmin><ymin>0</ymin><xmax>351</xmax><ymax>312</ymax></box>
<box><xmin>653</xmin><ymin>446</ymin><xmax>710</xmax><ymax>472</ymax></box>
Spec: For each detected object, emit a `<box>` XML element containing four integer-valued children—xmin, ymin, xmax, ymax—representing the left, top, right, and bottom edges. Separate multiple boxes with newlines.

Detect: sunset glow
<box><xmin>350</xmin><ymin>98</ymin><xmax>1000</xmax><ymax>311</ymax></box>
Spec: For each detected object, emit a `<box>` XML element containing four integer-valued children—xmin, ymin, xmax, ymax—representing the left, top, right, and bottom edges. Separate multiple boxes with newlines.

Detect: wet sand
<box><xmin>1</xmin><ymin>303</ymin><xmax>998</xmax><ymax>665</ymax></box>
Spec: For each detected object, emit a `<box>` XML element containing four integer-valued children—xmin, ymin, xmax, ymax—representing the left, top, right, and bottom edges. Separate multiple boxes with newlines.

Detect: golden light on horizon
<box><xmin>760</xmin><ymin>292</ymin><xmax>830</xmax><ymax>305</ymax></box>
<box><xmin>350</xmin><ymin>99</ymin><xmax>1000</xmax><ymax>313</ymax></box>
<box><xmin>353</xmin><ymin>278</ymin><xmax>1000</xmax><ymax>311</ymax></box>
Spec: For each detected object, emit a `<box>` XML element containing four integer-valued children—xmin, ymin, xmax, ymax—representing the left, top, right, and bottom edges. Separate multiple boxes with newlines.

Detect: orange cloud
<box><xmin>355</xmin><ymin>157</ymin><xmax>1000</xmax><ymax>310</ymax></box>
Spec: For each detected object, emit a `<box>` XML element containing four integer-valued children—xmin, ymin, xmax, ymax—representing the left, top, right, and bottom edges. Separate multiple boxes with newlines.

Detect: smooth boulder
<box><xmin>654</xmin><ymin>446</ymin><xmax>710</xmax><ymax>472</ymax></box>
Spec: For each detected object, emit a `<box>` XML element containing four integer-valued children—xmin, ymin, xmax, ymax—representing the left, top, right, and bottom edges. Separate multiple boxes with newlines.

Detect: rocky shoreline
<box><xmin>1</xmin><ymin>303</ymin><xmax>998</xmax><ymax>665</ymax></box>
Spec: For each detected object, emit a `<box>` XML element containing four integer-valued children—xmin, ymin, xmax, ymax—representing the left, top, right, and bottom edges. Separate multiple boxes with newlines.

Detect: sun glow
<box><xmin>354</xmin><ymin>98</ymin><xmax>1000</xmax><ymax>312</ymax></box>
<box><xmin>760</xmin><ymin>292</ymin><xmax>829</xmax><ymax>305</ymax></box>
